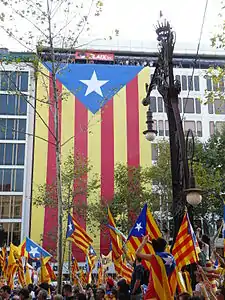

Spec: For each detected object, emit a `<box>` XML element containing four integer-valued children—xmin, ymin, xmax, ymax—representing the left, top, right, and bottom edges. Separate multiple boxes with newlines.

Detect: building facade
<box><xmin>0</xmin><ymin>51</ymin><xmax>35</xmax><ymax>246</ymax></box>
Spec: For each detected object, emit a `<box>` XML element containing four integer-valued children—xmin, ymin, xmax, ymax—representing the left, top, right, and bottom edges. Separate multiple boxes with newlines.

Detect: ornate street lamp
<box><xmin>142</xmin><ymin>17</ymin><xmax>202</xmax><ymax>240</ymax></box>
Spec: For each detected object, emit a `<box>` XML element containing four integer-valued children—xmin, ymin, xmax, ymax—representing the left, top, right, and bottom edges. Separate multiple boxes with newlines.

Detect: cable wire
<box><xmin>181</xmin><ymin>0</ymin><xmax>209</xmax><ymax>121</ymax></box>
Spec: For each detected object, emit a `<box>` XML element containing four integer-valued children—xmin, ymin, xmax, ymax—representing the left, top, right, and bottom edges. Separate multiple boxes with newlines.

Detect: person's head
<box><xmin>74</xmin><ymin>293</ymin><xmax>86</xmax><ymax>300</ymax></box>
<box><xmin>96</xmin><ymin>288</ymin><xmax>105</xmax><ymax>300</ymax></box>
<box><xmin>39</xmin><ymin>283</ymin><xmax>49</xmax><ymax>292</ymax></box>
<box><xmin>135</xmin><ymin>257</ymin><xmax>142</xmax><ymax>266</ymax></box>
<box><xmin>27</xmin><ymin>284</ymin><xmax>34</xmax><ymax>293</ymax></box>
<box><xmin>37</xmin><ymin>289</ymin><xmax>48</xmax><ymax>300</ymax></box>
<box><xmin>106</xmin><ymin>278</ymin><xmax>114</xmax><ymax>291</ymax></box>
<box><xmin>195</xmin><ymin>271</ymin><xmax>202</xmax><ymax>283</ymax></box>
<box><xmin>62</xmin><ymin>284</ymin><xmax>72</xmax><ymax>297</ymax></box>
<box><xmin>19</xmin><ymin>288</ymin><xmax>30</xmax><ymax>300</ymax></box>
<box><xmin>152</xmin><ymin>237</ymin><xmax>167</xmax><ymax>252</ymax></box>
<box><xmin>53</xmin><ymin>294</ymin><xmax>63</xmax><ymax>300</ymax></box>
<box><xmin>178</xmin><ymin>292</ymin><xmax>191</xmax><ymax>300</ymax></box>
<box><xmin>0</xmin><ymin>286</ymin><xmax>11</xmax><ymax>299</ymax></box>
<box><xmin>117</xmin><ymin>279</ymin><xmax>128</xmax><ymax>294</ymax></box>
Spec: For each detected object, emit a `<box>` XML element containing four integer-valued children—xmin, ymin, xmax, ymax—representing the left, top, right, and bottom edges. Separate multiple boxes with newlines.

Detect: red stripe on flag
<box><xmin>43</xmin><ymin>78</ymin><xmax>62</xmax><ymax>255</ymax></box>
<box><xmin>73</xmin><ymin>98</ymin><xmax>88</xmax><ymax>262</ymax></box>
<box><xmin>101</xmin><ymin>99</ymin><xmax>114</xmax><ymax>255</ymax></box>
<box><xmin>126</xmin><ymin>76</ymin><xmax>140</xmax><ymax>223</ymax></box>
<box><xmin>126</xmin><ymin>76</ymin><xmax>140</xmax><ymax>167</ymax></box>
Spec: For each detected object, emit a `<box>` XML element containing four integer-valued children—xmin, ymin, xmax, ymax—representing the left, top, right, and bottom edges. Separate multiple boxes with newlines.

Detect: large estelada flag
<box><xmin>31</xmin><ymin>62</ymin><xmax>152</xmax><ymax>260</ymax></box>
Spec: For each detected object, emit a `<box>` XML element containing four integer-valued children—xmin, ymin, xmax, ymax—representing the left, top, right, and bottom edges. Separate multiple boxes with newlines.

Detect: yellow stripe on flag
<box><xmin>31</xmin><ymin>65</ymin><xmax>50</xmax><ymax>243</ymax></box>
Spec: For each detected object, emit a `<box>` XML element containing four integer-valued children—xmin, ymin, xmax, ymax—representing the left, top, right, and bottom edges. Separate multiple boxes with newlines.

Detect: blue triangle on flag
<box><xmin>43</xmin><ymin>63</ymin><xmax>144</xmax><ymax>114</ymax></box>
<box><xmin>128</xmin><ymin>204</ymin><xmax>147</xmax><ymax>238</ymax></box>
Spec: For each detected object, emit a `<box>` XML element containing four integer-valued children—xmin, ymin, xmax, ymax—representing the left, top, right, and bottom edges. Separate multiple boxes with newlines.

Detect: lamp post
<box><xmin>142</xmin><ymin>18</ymin><xmax>202</xmax><ymax>242</ymax></box>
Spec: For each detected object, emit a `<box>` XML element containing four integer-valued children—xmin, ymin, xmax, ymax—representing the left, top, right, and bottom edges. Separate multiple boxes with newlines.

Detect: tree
<box><xmin>33</xmin><ymin>150</ymin><xmax>99</xmax><ymax>276</ymax></box>
<box><xmin>0</xmin><ymin>0</ymin><xmax>108</xmax><ymax>291</ymax></box>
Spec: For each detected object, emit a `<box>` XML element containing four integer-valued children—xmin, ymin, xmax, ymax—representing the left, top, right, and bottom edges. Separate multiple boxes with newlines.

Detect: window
<box><xmin>195</xmin><ymin>98</ymin><xmax>201</xmax><ymax>114</ymax></box>
<box><xmin>158</xmin><ymin>97</ymin><xmax>163</xmax><ymax>112</ymax></box>
<box><xmin>0</xmin><ymin>143</ymin><xmax>25</xmax><ymax>165</ymax></box>
<box><xmin>183</xmin><ymin>98</ymin><xmax>194</xmax><ymax>113</ymax></box>
<box><xmin>151</xmin><ymin>144</ymin><xmax>158</xmax><ymax>161</ymax></box>
<box><xmin>0</xmin><ymin>71</ymin><xmax>28</xmax><ymax>92</ymax></box>
<box><xmin>209</xmin><ymin>121</ymin><xmax>214</xmax><ymax>136</ymax></box>
<box><xmin>0</xmin><ymin>222</ymin><xmax>21</xmax><ymax>246</ymax></box>
<box><xmin>182</xmin><ymin>75</ymin><xmax>187</xmax><ymax>90</ymax></box>
<box><xmin>197</xmin><ymin>121</ymin><xmax>202</xmax><ymax>137</ymax></box>
<box><xmin>215</xmin><ymin>121</ymin><xmax>225</xmax><ymax>133</ymax></box>
<box><xmin>214</xmin><ymin>100</ymin><xmax>225</xmax><ymax>114</ymax></box>
<box><xmin>165</xmin><ymin>120</ymin><xmax>169</xmax><ymax>136</ymax></box>
<box><xmin>188</xmin><ymin>76</ymin><xmax>193</xmax><ymax>91</ymax></box>
<box><xmin>0</xmin><ymin>169</ymin><xmax>24</xmax><ymax>192</ymax></box>
<box><xmin>194</xmin><ymin>76</ymin><xmax>200</xmax><ymax>91</ymax></box>
<box><xmin>158</xmin><ymin>120</ymin><xmax>164</xmax><ymax>136</ymax></box>
<box><xmin>184</xmin><ymin>121</ymin><xmax>196</xmax><ymax>135</ymax></box>
<box><xmin>208</xmin><ymin>103</ymin><xmax>213</xmax><ymax>114</ymax></box>
<box><xmin>206</xmin><ymin>77</ymin><xmax>212</xmax><ymax>91</ymax></box>
<box><xmin>150</xmin><ymin>97</ymin><xmax>156</xmax><ymax>112</ymax></box>
<box><xmin>0</xmin><ymin>94</ymin><xmax>27</xmax><ymax>115</ymax></box>
<box><xmin>0</xmin><ymin>196</ymin><xmax>22</xmax><ymax>218</ymax></box>
<box><xmin>0</xmin><ymin>119</ymin><xmax>26</xmax><ymax>140</ymax></box>
<box><xmin>178</xmin><ymin>97</ymin><xmax>182</xmax><ymax>113</ymax></box>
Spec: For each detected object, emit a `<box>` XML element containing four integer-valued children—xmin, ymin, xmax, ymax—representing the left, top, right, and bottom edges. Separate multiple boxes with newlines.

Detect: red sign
<box><xmin>75</xmin><ymin>51</ymin><xmax>114</xmax><ymax>61</ymax></box>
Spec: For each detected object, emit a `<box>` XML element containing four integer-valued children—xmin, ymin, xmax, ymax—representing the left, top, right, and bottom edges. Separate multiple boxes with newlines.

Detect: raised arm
<box><xmin>136</xmin><ymin>235</ymin><xmax>152</xmax><ymax>261</ymax></box>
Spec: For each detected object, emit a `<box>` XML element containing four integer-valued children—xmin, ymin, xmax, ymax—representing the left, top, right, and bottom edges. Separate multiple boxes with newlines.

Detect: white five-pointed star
<box><xmin>68</xmin><ymin>222</ymin><xmax>73</xmax><ymax>231</ymax></box>
<box><xmin>80</xmin><ymin>71</ymin><xmax>108</xmax><ymax>97</ymax></box>
<box><xmin>135</xmin><ymin>222</ymin><xmax>143</xmax><ymax>232</ymax></box>
<box><xmin>29</xmin><ymin>246</ymin><xmax>39</xmax><ymax>257</ymax></box>
<box><xmin>163</xmin><ymin>256</ymin><xmax>173</xmax><ymax>267</ymax></box>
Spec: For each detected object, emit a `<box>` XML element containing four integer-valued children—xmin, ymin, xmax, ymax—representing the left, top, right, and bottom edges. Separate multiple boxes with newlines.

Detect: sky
<box><xmin>0</xmin><ymin>0</ymin><xmax>223</xmax><ymax>51</ymax></box>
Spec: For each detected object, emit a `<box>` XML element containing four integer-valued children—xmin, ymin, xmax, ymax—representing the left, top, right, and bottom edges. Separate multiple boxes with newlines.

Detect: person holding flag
<box><xmin>136</xmin><ymin>235</ymin><xmax>177</xmax><ymax>300</ymax></box>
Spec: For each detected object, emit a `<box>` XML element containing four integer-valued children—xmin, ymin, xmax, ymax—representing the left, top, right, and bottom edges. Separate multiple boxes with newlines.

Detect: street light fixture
<box><xmin>142</xmin><ymin>17</ymin><xmax>202</xmax><ymax>240</ymax></box>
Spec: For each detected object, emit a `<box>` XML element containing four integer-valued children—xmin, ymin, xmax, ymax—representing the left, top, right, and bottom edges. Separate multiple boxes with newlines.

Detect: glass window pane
<box><xmin>19</xmin><ymin>95</ymin><xmax>27</xmax><ymax>115</ymax></box>
<box><xmin>184</xmin><ymin>121</ymin><xmax>196</xmax><ymax>135</ymax></box>
<box><xmin>5</xmin><ymin>143</ymin><xmax>13</xmax><ymax>165</ymax></box>
<box><xmin>0</xmin><ymin>119</ymin><xmax>6</xmax><ymax>139</ymax></box>
<box><xmin>0</xmin><ymin>144</ymin><xmax>4</xmax><ymax>164</ymax></box>
<box><xmin>20</xmin><ymin>72</ymin><xmax>28</xmax><ymax>92</ymax></box>
<box><xmin>18</xmin><ymin>120</ymin><xmax>26</xmax><ymax>140</ymax></box>
<box><xmin>0</xmin><ymin>222</ymin><xmax>21</xmax><ymax>246</ymax></box>
<box><xmin>165</xmin><ymin>120</ymin><xmax>169</xmax><ymax>136</ymax></box>
<box><xmin>150</xmin><ymin>97</ymin><xmax>156</xmax><ymax>112</ymax></box>
<box><xmin>9</xmin><ymin>72</ymin><xmax>17</xmax><ymax>91</ymax></box>
<box><xmin>1</xmin><ymin>72</ymin><xmax>9</xmax><ymax>91</ymax></box>
<box><xmin>195</xmin><ymin>98</ymin><xmax>201</xmax><ymax>114</ymax></box>
<box><xmin>188</xmin><ymin>76</ymin><xmax>193</xmax><ymax>91</ymax></box>
<box><xmin>178</xmin><ymin>97</ymin><xmax>182</xmax><ymax>113</ymax></box>
<box><xmin>151</xmin><ymin>144</ymin><xmax>158</xmax><ymax>160</ymax></box>
<box><xmin>158</xmin><ymin>97</ymin><xmax>163</xmax><ymax>112</ymax></box>
<box><xmin>215</xmin><ymin>121</ymin><xmax>225</xmax><ymax>133</ymax></box>
<box><xmin>8</xmin><ymin>95</ymin><xmax>16</xmax><ymax>115</ymax></box>
<box><xmin>209</xmin><ymin>121</ymin><xmax>214</xmax><ymax>136</ymax></box>
<box><xmin>194</xmin><ymin>76</ymin><xmax>200</xmax><ymax>91</ymax></box>
<box><xmin>206</xmin><ymin>77</ymin><xmax>212</xmax><ymax>91</ymax></box>
<box><xmin>208</xmin><ymin>103</ymin><xmax>213</xmax><ymax>114</ymax></box>
<box><xmin>183</xmin><ymin>98</ymin><xmax>194</xmax><ymax>113</ymax></box>
<box><xmin>197</xmin><ymin>121</ymin><xmax>202</xmax><ymax>137</ymax></box>
<box><xmin>17</xmin><ymin>144</ymin><xmax>25</xmax><ymax>165</ymax></box>
<box><xmin>15</xmin><ymin>169</ymin><xmax>24</xmax><ymax>192</ymax></box>
<box><xmin>0</xmin><ymin>94</ymin><xmax>7</xmax><ymax>114</ymax></box>
<box><xmin>219</xmin><ymin>79</ymin><xmax>224</xmax><ymax>92</ymax></box>
<box><xmin>3</xmin><ymin>169</ymin><xmax>12</xmax><ymax>191</ymax></box>
<box><xmin>214</xmin><ymin>100</ymin><xmax>225</xmax><ymax>114</ymax></box>
<box><xmin>158</xmin><ymin>120</ymin><xmax>164</xmax><ymax>136</ymax></box>
<box><xmin>182</xmin><ymin>75</ymin><xmax>187</xmax><ymax>90</ymax></box>
<box><xmin>0</xmin><ymin>170</ymin><xmax>2</xmax><ymax>191</ymax></box>
<box><xmin>6</xmin><ymin>119</ymin><xmax>14</xmax><ymax>140</ymax></box>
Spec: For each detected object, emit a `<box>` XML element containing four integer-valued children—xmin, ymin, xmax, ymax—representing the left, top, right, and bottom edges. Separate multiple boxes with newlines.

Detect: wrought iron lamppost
<box><xmin>142</xmin><ymin>18</ymin><xmax>202</xmax><ymax>241</ymax></box>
